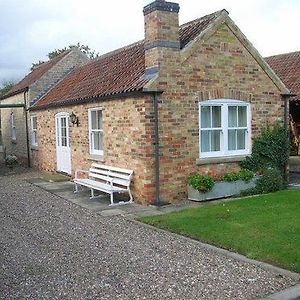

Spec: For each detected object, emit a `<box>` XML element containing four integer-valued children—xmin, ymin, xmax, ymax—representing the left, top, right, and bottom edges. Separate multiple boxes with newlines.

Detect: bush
<box><xmin>256</xmin><ymin>168</ymin><xmax>284</xmax><ymax>194</ymax></box>
<box><xmin>188</xmin><ymin>174</ymin><xmax>214</xmax><ymax>193</ymax></box>
<box><xmin>223</xmin><ymin>169</ymin><xmax>254</xmax><ymax>183</ymax></box>
<box><xmin>240</xmin><ymin>123</ymin><xmax>288</xmax><ymax>177</ymax></box>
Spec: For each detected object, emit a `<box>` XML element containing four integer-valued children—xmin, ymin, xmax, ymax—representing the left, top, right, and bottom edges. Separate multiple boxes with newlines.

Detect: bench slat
<box><xmin>89</xmin><ymin>172</ymin><xmax>130</xmax><ymax>187</ymax></box>
<box><xmin>89</xmin><ymin>168</ymin><xmax>131</xmax><ymax>180</ymax></box>
<box><xmin>91</xmin><ymin>163</ymin><xmax>133</xmax><ymax>175</ymax></box>
<box><xmin>74</xmin><ymin>178</ymin><xmax>126</xmax><ymax>192</ymax></box>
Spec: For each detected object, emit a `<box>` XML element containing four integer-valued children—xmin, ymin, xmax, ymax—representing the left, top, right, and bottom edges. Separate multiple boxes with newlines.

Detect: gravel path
<box><xmin>0</xmin><ymin>171</ymin><xmax>298</xmax><ymax>300</ymax></box>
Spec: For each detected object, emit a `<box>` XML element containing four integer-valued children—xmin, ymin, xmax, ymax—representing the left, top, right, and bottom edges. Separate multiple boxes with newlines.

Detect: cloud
<box><xmin>0</xmin><ymin>0</ymin><xmax>299</xmax><ymax>85</ymax></box>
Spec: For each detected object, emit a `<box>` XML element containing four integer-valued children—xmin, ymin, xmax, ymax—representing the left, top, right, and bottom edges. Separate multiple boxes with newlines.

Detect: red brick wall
<box><xmin>149</xmin><ymin>23</ymin><xmax>284</xmax><ymax>202</ymax></box>
<box><xmin>31</xmin><ymin>96</ymin><xmax>156</xmax><ymax>204</ymax></box>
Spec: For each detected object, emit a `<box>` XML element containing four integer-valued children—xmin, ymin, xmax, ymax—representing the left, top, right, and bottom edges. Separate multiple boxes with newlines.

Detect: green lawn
<box><xmin>140</xmin><ymin>190</ymin><xmax>300</xmax><ymax>273</ymax></box>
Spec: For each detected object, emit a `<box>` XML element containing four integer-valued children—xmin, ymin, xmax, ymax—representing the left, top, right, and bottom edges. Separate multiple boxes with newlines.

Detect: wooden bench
<box><xmin>74</xmin><ymin>163</ymin><xmax>134</xmax><ymax>206</ymax></box>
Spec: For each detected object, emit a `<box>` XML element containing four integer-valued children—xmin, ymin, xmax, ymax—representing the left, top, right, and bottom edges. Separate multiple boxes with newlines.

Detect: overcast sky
<box><xmin>0</xmin><ymin>0</ymin><xmax>299</xmax><ymax>86</ymax></box>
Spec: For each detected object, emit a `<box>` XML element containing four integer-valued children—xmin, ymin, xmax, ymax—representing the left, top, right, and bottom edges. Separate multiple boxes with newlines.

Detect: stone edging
<box><xmin>128</xmin><ymin>218</ymin><xmax>300</xmax><ymax>281</ymax></box>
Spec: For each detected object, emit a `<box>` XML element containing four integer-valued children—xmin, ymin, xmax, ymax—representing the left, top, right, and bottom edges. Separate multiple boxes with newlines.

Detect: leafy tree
<box><xmin>0</xmin><ymin>80</ymin><xmax>16</xmax><ymax>98</ymax></box>
<box><xmin>31</xmin><ymin>42</ymin><xmax>99</xmax><ymax>70</ymax></box>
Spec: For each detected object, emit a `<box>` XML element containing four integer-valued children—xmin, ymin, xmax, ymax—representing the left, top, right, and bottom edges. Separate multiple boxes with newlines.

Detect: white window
<box><xmin>88</xmin><ymin>108</ymin><xmax>103</xmax><ymax>155</ymax></box>
<box><xmin>10</xmin><ymin>112</ymin><xmax>16</xmax><ymax>141</ymax></box>
<box><xmin>199</xmin><ymin>99</ymin><xmax>251</xmax><ymax>158</ymax></box>
<box><xmin>31</xmin><ymin>116</ymin><xmax>38</xmax><ymax>146</ymax></box>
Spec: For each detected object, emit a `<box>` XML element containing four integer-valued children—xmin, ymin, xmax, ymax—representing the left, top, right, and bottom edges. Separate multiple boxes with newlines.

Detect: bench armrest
<box><xmin>75</xmin><ymin>169</ymin><xmax>89</xmax><ymax>179</ymax></box>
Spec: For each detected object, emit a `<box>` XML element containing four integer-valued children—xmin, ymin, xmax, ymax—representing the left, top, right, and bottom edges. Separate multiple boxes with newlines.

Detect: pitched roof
<box><xmin>265</xmin><ymin>51</ymin><xmax>300</xmax><ymax>101</ymax></box>
<box><xmin>32</xmin><ymin>10</ymin><xmax>224</xmax><ymax>109</ymax></box>
<box><xmin>3</xmin><ymin>50</ymin><xmax>71</xmax><ymax>98</ymax></box>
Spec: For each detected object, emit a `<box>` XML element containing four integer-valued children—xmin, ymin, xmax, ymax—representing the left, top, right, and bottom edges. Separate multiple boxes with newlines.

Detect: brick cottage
<box><xmin>1</xmin><ymin>0</ymin><xmax>289</xmax><ymax>204</ymax></box>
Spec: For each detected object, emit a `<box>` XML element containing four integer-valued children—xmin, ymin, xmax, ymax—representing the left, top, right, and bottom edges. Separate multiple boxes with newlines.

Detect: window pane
<box><xmin>32</xmin><ymin>117</ymin><xmax>37</xmax><ymax>129</ymax></box>
<box><xmin>61</xmin><ymin>127</ymin><xmax>67</xmax><ymax>139</ymax></box>
<box><xmin>238</xmin><ymin>106</ymin><xmax>247</xmax><ymax>127</ymax></box>
<box><xmin>228</xmin><ymin>129</ymin><xmax>237</xmax><ymax>150</ymax></box>
<box><xmin>211</xmin><ymin>130</ymin><xmax>220</xmax><ymax>151</ymax></box>
<box><xmin>212</xmin><ymin>106</ymin><xmax>221</xmax><ymax>127</ymax></box>
<box><xmin>228</xmin><ymin>106</ymin><xmax>237</xmax><ymax>127</ymax></box>
<box><xmin>91</xmin><ymin>110</ymin><xmax>102</xmax><ymax>130</ymax></box>
<box><xmin>61</xmin><ymin>117</ymin><xmax>66</xmax><ymax>128</ymax></box>
<box><xmin>62</xmin><ymin>137</ymin><xmax>67</xmax><ymax>147</ymax></box>
<box><xmin>201</xmin><ymin>130</ymin><xmax>210</xmax><ymax>152</ymax></box>
<box><xmin>201</xmin><ymin>106</ymin><xmax>211</xmax><ymax>128</ymax></box>
<box><xmin>237</xmin><ymin>129</ymin><xmax>246</xmax><ymax>149</ymax></box>
<box><xmin>91</xmin><ymin>111</ymin><xmax>97</xmax><ymax>129</ymax></box>
<box><xmin>93</xmin><ymin>132</ymin><xmax>103</xmax><ymax>151</ymax></box>
<box><xmin>98</xmin><ymin>111</ymin><xmax>103</xmax><ymax>129</ymax></box>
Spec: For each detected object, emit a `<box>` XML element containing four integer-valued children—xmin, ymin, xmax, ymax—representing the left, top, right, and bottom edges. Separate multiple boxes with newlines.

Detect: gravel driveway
<box><xmin>0</xmin><ymin>171</ymin><xmax>298</xmax><ymax>300</ymax></box>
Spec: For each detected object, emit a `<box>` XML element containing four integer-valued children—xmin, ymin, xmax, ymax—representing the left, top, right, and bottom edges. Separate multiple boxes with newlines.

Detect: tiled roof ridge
<box><xmin>83</xmin><ymin>40</ymin><xmax>144</xmax><ymax>67</ymax></box>
<box><xmin>265</xmin><ymin>50</ymin><xmax>300</xmax><ymax>59</ymax></box>
<box><xmin>180</xmin><ymin>9</ymin><xmax>225</xmax><ymax>29</ymax></box>
<box><xmin>31</xmin><ymin>49</ymin><xmax>72</xmax><ymax>70</ymax></box>
<box><xmin>4</xmin><ymin>49</ymin><xmax>72</xmax><ymax>98</ymax></box>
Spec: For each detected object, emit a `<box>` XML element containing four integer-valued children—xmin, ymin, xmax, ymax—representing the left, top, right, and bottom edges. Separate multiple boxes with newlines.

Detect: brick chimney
<box><xmin>143</xmin><ymin>0</ymin><xmax>180</xmax><ymax>76</ymax></box>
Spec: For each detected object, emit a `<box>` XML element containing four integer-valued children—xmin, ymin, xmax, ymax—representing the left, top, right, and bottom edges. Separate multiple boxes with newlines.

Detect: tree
<box><xmin>0</xmin><ymin>80</ymin><xmax>16</xmax><ymax>98</ymax></box>
<box><xmin>31</xmin><ymin>43</ymin><xmax>99</xmax><ymax>70</ymax></box>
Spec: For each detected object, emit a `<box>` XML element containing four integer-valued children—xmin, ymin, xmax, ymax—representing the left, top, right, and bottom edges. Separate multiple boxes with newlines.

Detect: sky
<box><xmin>0</xmin><ymin>0</ymin><xmax>299</xmax><ymax>86</ymax></box>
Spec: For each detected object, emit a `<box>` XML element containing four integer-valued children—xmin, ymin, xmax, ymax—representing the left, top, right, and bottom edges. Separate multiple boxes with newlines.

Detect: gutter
<box><xmin>0</xmin><ymin>87</ymin><xmax>29</xmax><ymax>100</ymax></box>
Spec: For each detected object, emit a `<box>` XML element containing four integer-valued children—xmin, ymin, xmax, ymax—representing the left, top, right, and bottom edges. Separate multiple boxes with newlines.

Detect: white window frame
<box><xmin>10</xmin><ymin>112</ymin><xmax>16</xmax><ymax>141</ymax></box>
<box><xmin>88</xmin><ymin>108</ymin><xmax>104</xmax><ymax>156</ymax></box>
<box><xmin>31</xmin><ymin>116</ymin><xmax>38</xmax><ymax>147</ymax></box>
<box><xmin>199</xmin><ymin>99</ymin><xmax>251</xmax><ymax>159</ymax></box>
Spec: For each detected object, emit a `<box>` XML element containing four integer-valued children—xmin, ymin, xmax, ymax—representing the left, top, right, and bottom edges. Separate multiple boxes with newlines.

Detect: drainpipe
<box><xmin>153</xmin><ymin>92</ymin><xmax>160</xmax><ymax>206</ymax></box>
<box><xmin>144</xmin><ymin>90</ymin><xmax>163</xmax><ymax>206</ymax></box>
<box><xmin>24</xmin><ymin>90</ymin><xmax>31</xmax><ymax>168</ymax></box>
<box><xmin>281</xmin><ymin>93</ymin><xmax>296</xmax><ymax>185</ymax></box>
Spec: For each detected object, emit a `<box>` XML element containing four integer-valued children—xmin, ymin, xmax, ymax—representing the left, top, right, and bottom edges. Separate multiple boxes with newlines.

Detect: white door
<box><xmin>56</xmin><ymin>113</ymin><xmax>71</xmax><ymax>174</ymax></box>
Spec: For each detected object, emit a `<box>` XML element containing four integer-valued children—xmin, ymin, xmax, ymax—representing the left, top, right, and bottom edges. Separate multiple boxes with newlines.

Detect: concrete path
<box><xmin>1</xmin><ymin>170</ymin><xmax>299</xmax><ymax>299</ymax></box>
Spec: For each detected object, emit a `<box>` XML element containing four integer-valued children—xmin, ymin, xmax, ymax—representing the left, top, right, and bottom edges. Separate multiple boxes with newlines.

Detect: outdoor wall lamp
<box><xmin>70</xmin><ymin>112</ymin><xmax>79</xmax><ymax>127</ymax></box>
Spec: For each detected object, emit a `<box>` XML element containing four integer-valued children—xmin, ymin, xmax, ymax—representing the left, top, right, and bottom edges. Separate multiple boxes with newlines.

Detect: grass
<box><xmin>140</xmin><ymin>190</ymin><xmax>300</xmax><ymax>273</ymax></box>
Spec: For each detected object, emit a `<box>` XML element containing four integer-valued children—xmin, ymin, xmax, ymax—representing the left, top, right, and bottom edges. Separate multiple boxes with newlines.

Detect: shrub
<box><xmin>188</xmin><ymin>174</ymin><xmax>214</xmax><ymax>193</ymax></box>
<box><xmin>256</xmin><ymin>168</ymin><xmax>283</xmax><ymax>194</ymax></box>
<box><xmin>223</xmin><ymin>169</ymin><xmax>254</xmax><ymax>183</ymax></box>
<box><xmin>238</xmin><ymin>169</ymin><xmax>255</xmax><ymax>183</ymax></box>
<box><xmin>240</xmin><ymin>123</ymin><xmax>288</xmax><ymax>177</ymax></box>
<box><xmin>223</xmin><ymin>172</ymin><xmax>240</xmax><ymax>182</ymax></box>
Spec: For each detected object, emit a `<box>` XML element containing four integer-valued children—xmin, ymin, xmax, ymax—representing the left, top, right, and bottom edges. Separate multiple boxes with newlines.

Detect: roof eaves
<box><xmin>0</xmin><ymin>86</ymin><xmax>29</xmax><ymax>100</ymax></box>
<box><xmin>30</xmin><ymin>88</ymin><xmax>145</xmax><ymax>111</ymax></box>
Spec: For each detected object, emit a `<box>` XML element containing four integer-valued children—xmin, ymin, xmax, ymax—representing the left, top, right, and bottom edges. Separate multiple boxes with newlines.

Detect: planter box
<box><xmin>188</xmin><ymin>177</ymin><xmax>258</xmax><ymax>202</ymax></box>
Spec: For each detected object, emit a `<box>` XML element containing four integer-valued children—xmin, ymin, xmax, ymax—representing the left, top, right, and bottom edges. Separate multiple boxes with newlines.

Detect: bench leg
<box><xmin>128</xmin><ymin>189</ymin><xmax>133</xmax><ymax>203</ymax></box>
<box><xmin>74</xmin><ymin>183</ymin><xmax>80</xmax><ymax>193</ymax></box>
<box><xmin>110</xmin><ymin>192</ymin><xmax>114</xmax><ymax>205</ymax></box>
<box><xmin>90</xmin><ymin>188</ymin><xmax>95</xmax><ymax>199</ymax></box>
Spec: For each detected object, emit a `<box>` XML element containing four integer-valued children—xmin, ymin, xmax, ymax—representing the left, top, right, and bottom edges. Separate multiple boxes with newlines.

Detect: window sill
<box><xmin>196</xmin><ymin>155</ymin><xmax>248</xmax><ymax>165</ymax></box>
<box><xmin>88</xmin><ymin>154</ymin><xmax>105</xmax><ymax>162</ymax></box>
<box><xmin>31</xmin><ymin>145</ymin><xmax>39</xmax><ymax>151</ymax></box>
